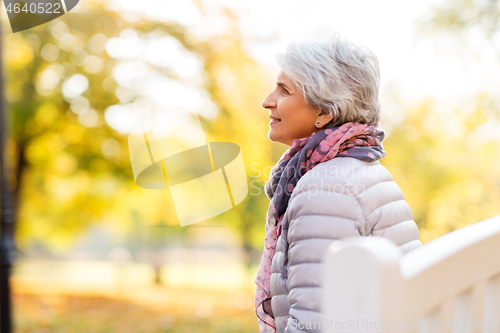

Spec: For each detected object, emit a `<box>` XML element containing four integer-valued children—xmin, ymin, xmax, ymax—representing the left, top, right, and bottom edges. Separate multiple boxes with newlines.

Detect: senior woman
<box><xmin>254</xmin><ymin>33</ymin><xmax>423</xmax><ymax>333</ymax></box>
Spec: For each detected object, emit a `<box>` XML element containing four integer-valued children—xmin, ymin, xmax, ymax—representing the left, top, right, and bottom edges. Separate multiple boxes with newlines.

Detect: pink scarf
<box><xmin>254</xmin><ymin>122</ymin><xmax>386</xmax><ymax>332</ymax></box>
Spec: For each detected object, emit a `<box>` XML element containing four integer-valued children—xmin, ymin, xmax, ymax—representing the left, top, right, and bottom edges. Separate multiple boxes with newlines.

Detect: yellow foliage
<box><xmin>51</xmin><ymin>152</ymin><xmax>78</xmax><ymax>175</ymax></box>
<box><xmin>5</xmin><ymin>37</ymin><xmax>33</xmax><ymax>69</ymax></box>
<box><xmin>382</xmin><ymin>97</ymin><xmax>500</xmax><ymax>244</ymax></box>
<box><xmin>62</xmin><ymin>124</ymin><xmax>84</xmax><ymax>144</ymax></box>
<box><xmin>35</xmin><ymin>102</ymin><xmax>59</xmax><ymax>127</ymax></box>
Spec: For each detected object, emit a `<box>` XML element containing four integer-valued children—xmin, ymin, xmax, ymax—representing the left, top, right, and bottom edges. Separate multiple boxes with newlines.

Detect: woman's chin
<box><xmin>268</xmin><ymin>134</ymin><xmax>289</xmax><ymax>146</ymax></box>
<box><xmin>268</xmin><ymin>130</ymin><xmax>279</xmax><ymax>143</ymax></box>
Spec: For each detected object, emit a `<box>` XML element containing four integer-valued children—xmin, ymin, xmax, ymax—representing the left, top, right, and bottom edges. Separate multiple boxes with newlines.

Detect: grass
<box><xmin>11</xmin><ymin>259</ymin><xmax>260</xmax><ymax>332</ymax></box>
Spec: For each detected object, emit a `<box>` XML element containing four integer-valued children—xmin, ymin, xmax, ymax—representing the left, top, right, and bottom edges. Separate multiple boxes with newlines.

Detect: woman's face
<box><xmin>262</xmin><ymin>70</ymin><xmax>323</xmax><ymax>146</ymax></box>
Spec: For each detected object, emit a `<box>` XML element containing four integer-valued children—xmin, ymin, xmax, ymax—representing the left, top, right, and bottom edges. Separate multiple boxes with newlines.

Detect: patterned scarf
<box><xmin>254</xmin><ymin>122</ymin><xmax>386</xmax><ymax>332</ymax></box>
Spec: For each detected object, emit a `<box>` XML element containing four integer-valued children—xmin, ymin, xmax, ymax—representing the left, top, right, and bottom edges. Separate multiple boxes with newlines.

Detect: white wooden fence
<box><xmin>321</xmin><ymin>215</ymin><xmax>500</xmax><ymax>333</ymax></box>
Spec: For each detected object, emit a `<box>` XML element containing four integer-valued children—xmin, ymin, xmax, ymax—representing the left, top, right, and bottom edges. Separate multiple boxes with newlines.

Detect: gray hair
<box><xmin>275</xmin><ymin>32</ymin><xmax>381</xmax><ymax>128</ymax></box>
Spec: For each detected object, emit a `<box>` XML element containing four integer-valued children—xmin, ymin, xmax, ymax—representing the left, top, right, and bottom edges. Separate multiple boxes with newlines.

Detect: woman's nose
<box><xmin>262</xmin><ymin>93</ymin><xmax>276</xmax><ymax>110</ymax></box>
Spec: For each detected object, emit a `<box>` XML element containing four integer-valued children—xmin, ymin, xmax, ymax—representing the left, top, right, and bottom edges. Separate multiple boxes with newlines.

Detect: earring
<box><xmin>316</xmin><ymin>121</ymin><xmax>321</xmax><ymax>127</ymax></box>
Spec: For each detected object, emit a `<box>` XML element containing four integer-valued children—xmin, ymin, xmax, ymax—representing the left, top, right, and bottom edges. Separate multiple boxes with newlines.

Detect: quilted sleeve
<box><xmin>343</xmin><ymin>163</ymin><xmax>423</xmax><ymax>255</ymax></box>
<box><xmin>282</xmin><ymin>171</ymin><xmax>367</xmax><ymax>333</ymax></box>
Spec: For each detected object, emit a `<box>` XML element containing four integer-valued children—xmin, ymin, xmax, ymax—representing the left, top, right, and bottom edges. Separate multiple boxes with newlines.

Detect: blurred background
<box><xmin>1</xmin><ymin>0</ymin><xmax>500</xmax><ymax>331</ymax></box>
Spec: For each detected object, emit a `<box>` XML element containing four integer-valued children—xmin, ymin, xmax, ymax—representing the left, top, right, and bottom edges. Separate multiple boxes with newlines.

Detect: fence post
<box><xmin>321</xmin><ymin>236</ymin><xmax>403</xmax><ymax>333</ymax></box>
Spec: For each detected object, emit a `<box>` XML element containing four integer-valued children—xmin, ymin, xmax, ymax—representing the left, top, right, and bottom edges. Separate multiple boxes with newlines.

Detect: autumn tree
<box><xmin>2</xmin><ymin>0</ymin><xmax>277</xmax><ymax>283</ymax></box>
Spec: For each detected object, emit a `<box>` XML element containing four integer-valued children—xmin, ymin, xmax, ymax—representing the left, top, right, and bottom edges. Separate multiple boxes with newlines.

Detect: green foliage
<box><xmin>416</xmin><ymin>0</ymin><xmax>500</xmax><ymax>38</ymax></box>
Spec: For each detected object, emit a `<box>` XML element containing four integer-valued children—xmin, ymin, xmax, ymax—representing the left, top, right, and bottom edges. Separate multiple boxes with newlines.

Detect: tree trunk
<box><xmin>153</xmin><ymin>262</ymin><xmax>162</xmax><ymax>284</ymax></box>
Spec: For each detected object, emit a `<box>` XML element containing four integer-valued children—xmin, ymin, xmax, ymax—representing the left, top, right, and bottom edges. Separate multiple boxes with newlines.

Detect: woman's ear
<box><xmin>318</xmin><ymin>109</ymin><xmax>334</xmax><ymax>125</ymax></box>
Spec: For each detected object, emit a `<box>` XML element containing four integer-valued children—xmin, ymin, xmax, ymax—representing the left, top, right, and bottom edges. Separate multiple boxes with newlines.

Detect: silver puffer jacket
<box><xmin>269</xmin><ymin>156</ymin><xmax>423</xmax><ymax>333</ymax></box>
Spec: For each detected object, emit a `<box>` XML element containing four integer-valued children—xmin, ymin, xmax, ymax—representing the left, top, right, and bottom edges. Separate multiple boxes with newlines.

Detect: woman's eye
<box><xmin>282</xmin><ymin>88</ymin><xmax>289</xmax><ymax>94</ymax></box>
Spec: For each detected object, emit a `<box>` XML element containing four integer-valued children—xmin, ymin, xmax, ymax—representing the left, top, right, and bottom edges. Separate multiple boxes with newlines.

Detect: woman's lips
<box><xmin>269</xmin><ymin>115</ymin><xmax>281</xmax><ymax>125</ymax></box>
